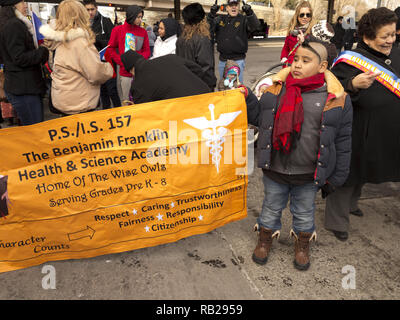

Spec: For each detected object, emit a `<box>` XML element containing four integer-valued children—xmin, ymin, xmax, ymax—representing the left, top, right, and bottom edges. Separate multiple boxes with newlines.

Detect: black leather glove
<box><xmin>242</xmin><ymin>3</ymin><xmax>253</xmax><ymax>15</ymax></box>
<box><xmin>321</xmin><ymin>182</ymin><xmax>336</xmax><ymax>199</ymax></box>
<box><xmin>210</xmin><ymin>4</ymin><xmax>219</xmax><ymax>16</ymax></box>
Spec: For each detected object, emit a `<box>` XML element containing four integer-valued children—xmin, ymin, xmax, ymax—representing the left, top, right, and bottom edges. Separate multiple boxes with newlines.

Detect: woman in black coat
<box><xmin>0</xmin><ymin>0</ymin><xmax>48</xmax><ymax>125</ymax></box>
<box><xmin>324</xmin><ymin>7</ymin><xmax>400</xmax><ymax>241</ymax></box>
<box><xmin>175</xmin><ymin>3</ymin><xmax>216</xmax><ymax>92</ymax></box>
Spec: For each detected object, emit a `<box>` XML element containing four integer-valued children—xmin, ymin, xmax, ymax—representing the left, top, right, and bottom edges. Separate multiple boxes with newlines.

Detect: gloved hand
<box><xmin>242</xmin><ymin>3</ymin><xmax>253</xmax><ymax>15</ymax></box>
<box><xmin>321</xmin><ymin>181</ymin><xmax>336</xmax><ymax>199</ymax></box>
<box><xmin>210</xmin><ymin>4</ymin><xmax>219</xmax><ymax>16</ymax></box>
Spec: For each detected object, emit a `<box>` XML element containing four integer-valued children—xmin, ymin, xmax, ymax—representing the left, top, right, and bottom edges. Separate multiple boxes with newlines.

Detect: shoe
<box><xmin>291</xmin><ymin>230</ymin><xmax>316</xmax><ymax>271</ymax></box>
<box><xmin>252</xmin><ymin>225</ymin><xmax>280</xmax><ymax>265</ymax></box>
<box><xmin>327</xmin><ymin>229</ymin><xmax>348</xmax><ymax>241</ymax></box>
<box><xmin>350</xmin><ymin>208</ymin><xmax>364</xmax><ymax>217</ymax></box>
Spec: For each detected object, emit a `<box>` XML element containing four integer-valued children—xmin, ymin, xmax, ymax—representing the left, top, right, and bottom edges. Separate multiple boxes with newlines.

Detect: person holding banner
<box><xmin>39</xmin><ymin>0</ymin><xmax>113</xmax><ymax>115</ymax></box>
<box><xmin>0</xmin><ymin>0</ymin><xmax>49</xmax><ymax>125</ymax></box>
<box><xmin>325</xmin><ymin>7</ymin><xmax>400</xmax><ymax>241</ymax></box>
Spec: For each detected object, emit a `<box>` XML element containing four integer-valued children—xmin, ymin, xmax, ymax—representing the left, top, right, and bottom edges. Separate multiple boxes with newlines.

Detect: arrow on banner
<box><xmin>67</xmin><ymin>226</ymin><xmax>95</xmax><ymax>241</ymax></box>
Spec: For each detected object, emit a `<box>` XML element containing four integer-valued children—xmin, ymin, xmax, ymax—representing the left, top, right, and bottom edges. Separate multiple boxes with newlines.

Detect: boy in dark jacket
<box><xmin>247</xmin><ymin>40</ymin><xmax>353</xmax><ymax>271</ymax></box>
<box><xmin>208</xmin><ymin>0</ymin><xmax>259</xmax><ymax>84</ymax></box>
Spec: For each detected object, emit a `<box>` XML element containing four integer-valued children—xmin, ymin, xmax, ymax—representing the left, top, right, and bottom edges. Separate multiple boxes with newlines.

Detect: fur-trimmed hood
<box><xmin>39</xmin><ymin>24</ymin><xmax>91</xmax><ymax>49</ymax></box>
<box><xmin>270</xmin><ymin>67</ymin><xmax>345</xmax><ymax>99</ymax></box>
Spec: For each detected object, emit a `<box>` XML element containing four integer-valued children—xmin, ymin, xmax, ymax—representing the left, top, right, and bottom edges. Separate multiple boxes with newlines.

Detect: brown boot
<box><xmin>290</xmin><ymin>229</ymin><xmax>317</xmax><ymax>271</ymax></box>
<box><xmin>252</xmin><ymin>224</ymin><xmax>280</xmax><ymax>265</ymax></box>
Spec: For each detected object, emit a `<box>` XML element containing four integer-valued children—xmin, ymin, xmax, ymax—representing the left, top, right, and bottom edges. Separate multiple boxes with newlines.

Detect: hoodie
<box><xmin>107</xmin><ymin>5</ymin><xmax>150</xmax><ymax>77</ymax></box>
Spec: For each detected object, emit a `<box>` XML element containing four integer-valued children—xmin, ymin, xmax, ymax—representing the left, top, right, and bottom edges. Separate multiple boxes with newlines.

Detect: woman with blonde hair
<box><xmin>281</xmin><ymin>0</ymin><xmax>314</xmax><ymax>66</ymax></box>
<box><xmin>40</xmin><ymin>0</ymin><xmax>113</xmax><ymax>115</ymax></box>
<box><xmin>176</xmin><ymin>2</ymin><xmax>216</xmax><ymax>91</ymax></box>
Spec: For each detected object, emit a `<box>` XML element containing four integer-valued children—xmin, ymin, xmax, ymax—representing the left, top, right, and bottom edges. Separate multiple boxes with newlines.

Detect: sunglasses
<box><xmin>299</xmin><ymin>13</ymin><xmax>312</xmax><ymax>18</ymax></box>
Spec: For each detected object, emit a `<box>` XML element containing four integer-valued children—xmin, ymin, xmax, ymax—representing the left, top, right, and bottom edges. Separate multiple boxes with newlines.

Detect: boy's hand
<box><xmin>321</xmin><ymin>181</ymin><xmax>335</xmax><ymax>199</ymax></box>
<box><xmin>352</xmin><ymin>70</ymin><xmax>381</xmax><ymax>89</ymax></box>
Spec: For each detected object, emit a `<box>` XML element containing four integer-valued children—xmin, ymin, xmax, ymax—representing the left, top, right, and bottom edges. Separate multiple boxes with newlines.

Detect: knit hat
<box><xmin>218</xmin><ymin>60</ymin><xmax>240</xmax><ymax>91</ymax></box>
<box><xmin>311</xmin><ymin>20</ymin><xmax>335</xmax><ymax>43</ymax></box>
<box><xmin>0</xmin><ymin>0</ymin><xmax>23</xmax><ymax>6</ymax></box>
<box><xmin>182</xmin><ymin>3</ymin><xmax>205</xmax><ymax>25</ymax></box>
<box><xmin>227</xmin><ymin>0</ymin><xmax>240</xmax><ymax>4</ymax></box>
<box><xmin>121</xmin><ymin>49</ymin><xmax>145</xmax><ymax>73</ymax></box>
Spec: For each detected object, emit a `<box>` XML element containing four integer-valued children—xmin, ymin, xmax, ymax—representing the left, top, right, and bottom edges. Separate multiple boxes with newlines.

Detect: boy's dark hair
<box><xmin>301</xmin><ymin>38</ymin><xmax>328</xmax><ymax>63</ymax></box>
<box><xmin>82</xmin><ymin>0</ymin><xmax>97</xmax><ymax>7</ymax></box>
<box><xmin>337</xmin><ymin>16</ymin><xmax>343</xmax><ymax>22</ymax></box>
<box><xmin>357</xmin><ymin>7</ymin><xmax>397</xmax><ymax>40</ymax></box>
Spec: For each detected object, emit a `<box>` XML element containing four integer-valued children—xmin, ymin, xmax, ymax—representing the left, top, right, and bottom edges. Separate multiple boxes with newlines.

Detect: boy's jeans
<box><xmin>258</xmin><ymin>174</ymin><xmax>319</xmax><ymax>234</ymax></box>
<box><xmin>218</xmin><ymin>59</ymin><xmax>245</xmax><ymax>84</ymax></box>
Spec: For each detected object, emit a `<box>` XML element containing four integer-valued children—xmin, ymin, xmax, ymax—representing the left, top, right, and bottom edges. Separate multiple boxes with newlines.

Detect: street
<box><xmin>0</xmin><ymin>44</ymin><xmax>399</xmax><ymax>300</ymax></box>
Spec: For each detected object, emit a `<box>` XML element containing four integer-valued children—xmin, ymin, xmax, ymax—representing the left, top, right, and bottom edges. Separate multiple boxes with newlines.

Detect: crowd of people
<box><xmin>0</xmin><ymin>0</ymin><xmax>399</xmax><ymax>271</ymax></box>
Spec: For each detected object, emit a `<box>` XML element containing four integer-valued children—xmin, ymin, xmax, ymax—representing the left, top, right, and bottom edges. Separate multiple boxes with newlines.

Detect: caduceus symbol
<box><xmin>183</xmin><ymin>104</ymin><xmax>241</xmax><ymax>173</ymax></box>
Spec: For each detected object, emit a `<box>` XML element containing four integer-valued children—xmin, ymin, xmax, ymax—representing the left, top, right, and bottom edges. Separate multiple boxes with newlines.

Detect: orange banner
<box><xmin>0</xmin><ymin>90</ymin><xmax>248</xmax><ymax>273</ymax></box>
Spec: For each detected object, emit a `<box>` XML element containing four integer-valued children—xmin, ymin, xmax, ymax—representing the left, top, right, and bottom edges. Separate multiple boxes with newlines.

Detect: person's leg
<box><xmin>100</xmin><ymin>82</ymin><xmax>111</xmax><ymax>109</ymax></box>
<box><xmin>289</xmin><ymin>182</ymin><xmax>319</xmax><ymax>270</ymax></box>
<box><xmin>120</xmin><ymin>76</ymin><xmax>133</xmax><ymax>103</ymax></box>
<box><xmin>5</xmin><ymin>92</ymin><xmax>43</xmax><ymax>125</ymax></box>
<box><xmin>106</xmin><ymin>78</ymin><xmax>121</xmax><ymax>108</ymax></box>
<box><xmin>349</xmin><ymin>183</ymin><xmax>364</xmax><ymax>212</ymax></box>
<box><xmin>253</xmin><ymin>174</ymin><xmax>289</xmax><ymax>265</ymax></box>
<box><xmin>258</xmin><ymin>174</ymin><xmax>289</xmax><ymax>231</ymax></box>
<box><xmin>218</xmin><ymin>60</ymin><xmax>226</xmax><ymax>81</ymax></box>
<box><xmin>235</xmin><ymin>59</ymin><xmax>246</xmax><ymax>84</ymax></box>
<box><xmin>289</xmin><ymin>182</ymin><xmax>319</xmax><ymax>235</ymax></box>
<box><xmin>324</xmin><ymin>185</ymin><xmax>356</xmax><ymax>233</ymax></box>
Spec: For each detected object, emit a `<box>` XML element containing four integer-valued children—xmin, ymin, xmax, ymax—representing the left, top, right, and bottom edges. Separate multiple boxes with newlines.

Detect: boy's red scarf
<box><xmin>272</xmin><ymin>72</ymin><xmax>325</xmax><ymax>154</ymax></box>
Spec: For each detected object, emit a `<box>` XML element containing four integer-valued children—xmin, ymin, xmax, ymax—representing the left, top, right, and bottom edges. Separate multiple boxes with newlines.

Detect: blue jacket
<box><xmin>247</xmin><ymin>68</ymin><xmax>353</xmax><ymax>187</ymax></box>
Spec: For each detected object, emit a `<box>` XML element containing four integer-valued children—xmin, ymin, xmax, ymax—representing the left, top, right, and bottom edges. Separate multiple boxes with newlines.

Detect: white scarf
<box><xmin>14</xmin><ymin>9</ymin><xmax>38</xmax><ymax>49</ymax></box>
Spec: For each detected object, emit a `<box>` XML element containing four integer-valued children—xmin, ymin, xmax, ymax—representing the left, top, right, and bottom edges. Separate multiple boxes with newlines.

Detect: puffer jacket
<box><xmin>247</xmin><ymin>68</ymin><xmax>353</xmax><ymax>187</ymax></box>
<box><xmin>40</xmin><ymin>24</ymin><xmax>113</xmax><ymax>114</ymax></box>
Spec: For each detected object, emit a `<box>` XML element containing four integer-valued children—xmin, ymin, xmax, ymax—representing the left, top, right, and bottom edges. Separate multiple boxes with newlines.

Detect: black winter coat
<box><xmin>0</xmin><ymin>17</ymin><xmax>48</xmax><ymax>95</ymax></box>
<box><xmin>246</xmin><ymin>69</ymin><xmax>353</xmax><ymax>187</ymax></box>
<box><xmin>91</xmin><ymin>13</ymin><xmax>114</xmax><ymax>51</ymax></box>
<box><xmin>331</xmin><ymin>22</ymin><xmax>345</xmax><ymax>48</ymax></box>
<box><xmin>208</xmin><ymin>12</ymin><xmax>260</xmax><ymax>61</ymax></box>
<box><xmin>175</xmin><ymin>34</ymin><xmax>216</xmax><ymax>91</ymax></box>
<box><xmin>331</xmin><ymin>42</ymin><xmax>400</xmax><ymax>185</ymax></box>
<box><xmin>130</xmin><ymin>54</ymin><xmax>211</xmax><ymax>104</ymax></box>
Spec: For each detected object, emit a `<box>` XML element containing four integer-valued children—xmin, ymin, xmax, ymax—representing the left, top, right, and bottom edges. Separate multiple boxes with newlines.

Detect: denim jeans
<box><xmin>258</xmin><ymin>174</ymin><xmax>319</xmax><ymax>234</ymax></box>
<box><xmin>5</xmin><ymin>92</ymin><xmax>43</xmax><ymax>125</ymax></box>
<box><xmin>218</xmin><ymin>59</ymin><xmax>245</xmax><ymax>84</ymax></box>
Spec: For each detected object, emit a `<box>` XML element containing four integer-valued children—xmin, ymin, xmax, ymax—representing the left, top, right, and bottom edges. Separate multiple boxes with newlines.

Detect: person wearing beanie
<box><xmin>120</xmin><ymin>50</ymin><xmax>209</xmax><ymax>104</ymax></box>
<box><xmin>176</xmin><ymin>3</ymin><xmax>216</xmax><ymax>91</ymax></box>
<box><xmin>107</xmin><ymin>5</ymin><xmax>150</xmax><ymax>102</ymax></box>
<box><xmin>152</xmin><ymin>17</ymin><xmax>179</xmax><ymax>59</ymax></box>
<box><xmin>208</xmin><ymin>0</ymin><xmax>260</xmax><ymax>84</ymax></box>
<box><xmin>0</xmin><ymin>0</ymin><xmax>49</xmax><ymax>125</ymax></box>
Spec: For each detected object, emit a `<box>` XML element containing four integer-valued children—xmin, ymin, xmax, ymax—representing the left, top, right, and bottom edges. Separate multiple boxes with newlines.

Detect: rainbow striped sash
<box><xmin>332</xmin><ymin>51</ymin><xmax>400</xmax><ymax>98</ymax></box>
